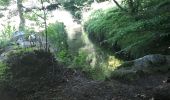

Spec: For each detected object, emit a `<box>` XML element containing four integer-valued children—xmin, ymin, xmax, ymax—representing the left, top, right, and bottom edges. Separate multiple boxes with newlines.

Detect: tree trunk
<box><xmin>127</xmin><ymin>0</ymin><xmax>136</xmax><ymax>14</ymax></box>
<box><xmin>40</xmin><ymin>0</ymin><xmax>48</xmax><ymax>52</ymax></box>
<box><xmin>17</xmin><ymin>0</ymin><xmax>25</xmax><ymax>31</ymax></box>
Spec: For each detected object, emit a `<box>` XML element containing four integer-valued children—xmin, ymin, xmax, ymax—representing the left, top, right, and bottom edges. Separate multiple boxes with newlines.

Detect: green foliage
<box><xmin>0</xmin><ymin>0</ymin><xmax>10</xmax><ymax>5</ymax></box>
<box><xmin>0</xmin><ymin>40</ymin><xmax>9</xmax><ymax>50</ymax></box>
<box><xmin>24</xmin><ymin>12</ymin><xmax>38</xmax><ymax>21</ymax></box>
<box><xmin>47</xmin><ymin>22</ymin><xmax>69</xmax><ymax>62</ymax></box>
<box><xmin>0</xmin><ymin>62</ymin><xmax>6</xmax><ymax>81</ymax></box>
<box><xmin>121</xmin><ymin>0</ymin><xmax>168</xmax><ymax>15</ymax></box>
<box><xmin>0</xmin><ymin>23</ymin><xmax>16</xmax><ymax>40</ymax></box>
<box><xmin>23</xmin><ymin>11</ymin><xmax>44</xmax><ymax>28</ymax></box>
<box><xmin>57</xmin><ymin>50</ymin><xmax>70</xmax><ymax>64</ymax></box>
<box><xmin>84</xmin><ymin>2</ymin><xmax>170</xmax><ymax>59</ymax></box>
<box><xmin>72</xmin><ymin>51</ymin><xmax>88</xmax><ymax>69</ymax></box>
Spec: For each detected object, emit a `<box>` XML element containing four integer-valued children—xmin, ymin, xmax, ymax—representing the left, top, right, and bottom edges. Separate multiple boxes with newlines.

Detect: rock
<box><xmin>12</xmin><ymin>31</ymin><xmax>25</xmax><ymax>38</ymax></box>
<box><xmin>132</xmin><ymin>54</ymin><xmax>170</xmax><ymax>73</ymax></box>
<box><xmin>134</xmin><ymin>54</ymin><xmax>167</xmax><ymax>69</ymax></box>
<box><xmin>114</xmin><ymin>54</ymin><xmax>170</xmax><ymax>80</ymax></box>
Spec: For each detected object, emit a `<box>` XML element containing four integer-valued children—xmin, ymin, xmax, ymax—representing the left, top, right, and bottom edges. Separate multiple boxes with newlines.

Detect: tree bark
<box><xmin>128</xmin><ymin>0</ymin><xmax>135</xmax><ymax>14</ymax></box>
<box><xmin>17</xmin><ymin>0</ymin><xmax>25</xmax><ymax>31</ymax></box>
<box><xmin>40</xmin><ymin>0</ymin><xmax>48</xmax><ymax>52</ymax></box>
<box><xmin>22</xmin><ymin>3</ymin><xmax>60</xmax><ymax>12</ymax></box>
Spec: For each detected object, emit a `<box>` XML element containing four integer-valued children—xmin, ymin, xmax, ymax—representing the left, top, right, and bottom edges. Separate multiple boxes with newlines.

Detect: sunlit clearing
<box><xmin>49</xmin><ymin>9</ymin><xmax>81</xmax><ymax>40</ymax></box>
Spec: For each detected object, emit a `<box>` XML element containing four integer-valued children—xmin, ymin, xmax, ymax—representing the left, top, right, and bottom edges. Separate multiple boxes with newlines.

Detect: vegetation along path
<box><xmin>0</xmin><ymin>0</ymin><xmax>170</xmax><ymax>100</ymax></box>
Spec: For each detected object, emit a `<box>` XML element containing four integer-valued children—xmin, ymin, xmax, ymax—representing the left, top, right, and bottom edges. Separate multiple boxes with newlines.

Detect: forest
<box><xmin>0</xmin><ymin>0</ymin><xmax>170</xmax><ymax>100</ymax></box>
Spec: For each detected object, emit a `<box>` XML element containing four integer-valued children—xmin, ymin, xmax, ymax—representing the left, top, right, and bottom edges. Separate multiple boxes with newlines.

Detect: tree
<box><xmin>112</xmin><ymin>0</ymin><xmax>142</xmax><ymax>15</ymax></box>
<box><xmin>17</xmin><ymin>0</ymin><xmax>25</xmax><ymax>31</ymax></box>
<box><xmin>125</xmin><ymin>0</ymin><xmax>140</xmax><ymax>14</ymax></box>
<box><xmin>40</xmin><ymin>0</ymin><xmax>48</xmax><ymax>51</ymax></box>
<box><xmin>21</xmin><ymin>0</ymin><xmax>61</xmax><ymax>51</ymax></box>
<box><xmin>0</xmin><ymin>0</ymin><xmax>25</xmax><ymax>31</ymax></box>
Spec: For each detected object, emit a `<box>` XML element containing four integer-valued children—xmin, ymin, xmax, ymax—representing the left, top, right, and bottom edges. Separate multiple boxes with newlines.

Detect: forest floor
<box><xmin>18</xmin><ymin>70</ymin><xmax>169</xmax><ymax>100</ymax></box>
<box><xmin>0</xmin><ymin>36</ymin><xmax>170</xmax><ymax>100</ymax></box>
<box><xmin>0</xmin><ymin>68</ymin><xmax>169</xmax><ymax>100</ymax></box>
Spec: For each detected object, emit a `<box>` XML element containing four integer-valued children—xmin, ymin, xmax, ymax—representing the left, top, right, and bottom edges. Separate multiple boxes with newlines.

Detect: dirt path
<box><xmin>24</xmin><ymin>70</ymin><xmax>168</xmax><ymax>100</ymax></box>
<box><xmin>55</xmin><ymin>73</ymin><xmax>169</xmax><ymax>100</ymax></box>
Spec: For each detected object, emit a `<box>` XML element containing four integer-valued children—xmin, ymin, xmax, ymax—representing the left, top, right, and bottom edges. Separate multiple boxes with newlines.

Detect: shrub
<box><xmin>3</xmin><ymin>50</ymin><xmax>64</xmax><ymax>98</ymax></box>
<box><xmin>84</xmin><ymin>4</ymin><xmax>170</xmax><ymax>59</ymax></box>
<box><xmin>72</xmin><ymin>51</ymin><xmax>88</xmax><ymax>69</ymax></box>
<box><xmin>47</xmin><ymin>22</ymin><xmax>69</xmax><ymax>62</ymax></box>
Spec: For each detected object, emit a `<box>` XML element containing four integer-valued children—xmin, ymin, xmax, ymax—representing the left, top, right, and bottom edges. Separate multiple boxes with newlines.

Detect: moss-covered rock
<box><xmin>111</xmin><ymin>54</ymin><xmax>170</xmax><ymax>80</ymax></box>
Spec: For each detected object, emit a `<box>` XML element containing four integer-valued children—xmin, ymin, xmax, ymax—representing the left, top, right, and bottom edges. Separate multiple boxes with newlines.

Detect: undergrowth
<box><xmin>47</xmin><ymin>22</ymin><xmax>69</xmax><ymax>64</ymax></box>
<box><xmin>0</xmin><ymin>50</ymin><xmax>64</xmax><ymax>99</ymax></box>
<box><xmin>84</xmin><ymin>5</ymin><xmax>170</xmax><ymax>60</ymax></box>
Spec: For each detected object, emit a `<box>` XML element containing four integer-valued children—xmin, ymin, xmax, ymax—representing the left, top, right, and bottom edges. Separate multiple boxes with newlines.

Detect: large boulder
<box><xmin>112</xmin><ymin>54</ymin><xmax>170</xmax><ymax>80</ymax></box>
<box><xmin>119</xmin><ymin>54</ymin><xmax>170</xmax><ymax>72</ymax></box>
<box><xmin>133</xmin><ymin>54</ymin><xmax>168</xmax><ymax>70</ymax></box>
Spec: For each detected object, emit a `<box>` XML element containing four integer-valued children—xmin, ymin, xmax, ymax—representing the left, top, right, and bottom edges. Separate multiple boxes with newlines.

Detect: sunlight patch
<box><xmin>107</xmin><ymin>56</ymin><xmax>123</xmax><ymax>71</ymax></box>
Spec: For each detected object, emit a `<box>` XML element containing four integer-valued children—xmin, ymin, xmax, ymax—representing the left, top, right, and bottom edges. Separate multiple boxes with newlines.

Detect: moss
<box><xmin>118</xmin><ymin>61</ymin><xmax>134</xmax><ymax>69</ymax></box>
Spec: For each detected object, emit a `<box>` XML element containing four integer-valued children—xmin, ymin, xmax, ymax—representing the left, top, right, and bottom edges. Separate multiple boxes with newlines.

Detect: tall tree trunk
<box><xmin>135</xmin><ymin>0</ymin><xmax>140</xmax><ymax>14</ymax></box>
<box><xmin>40</xmin><ymin>0</ymin><xmax>48</xmax><ymax>52</ymax></box>
<box><xmin>17</xmin><ymin>0</ymin><xmax>25</xmax><ymax>31</ymax></box>
<box><xmin>127</xmin><ymin>0</ymin><xmax>135</xmax><ymax>14</ymax></box>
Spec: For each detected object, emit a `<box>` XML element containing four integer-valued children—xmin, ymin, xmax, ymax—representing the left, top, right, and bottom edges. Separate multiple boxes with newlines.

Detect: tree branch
<box><xmin>112</xmin><ymin>0</ymin><xmax>127</xmax><ymax>12</ymax></box>
<box><xmin>21</xmin><ymin>3</ymin><xmax>61</xmax><ymax>12</ymax></box>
